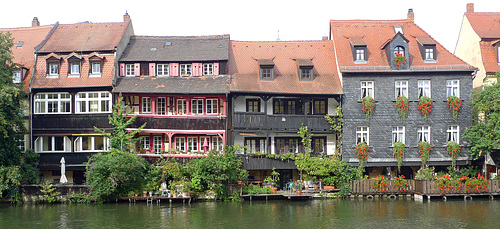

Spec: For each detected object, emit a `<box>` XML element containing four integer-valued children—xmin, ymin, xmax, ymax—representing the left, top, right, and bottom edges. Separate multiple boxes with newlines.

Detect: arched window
<box><xmin>394</xmin><ymin>46</ymin><xmax>405</xmax><ymax>56</ymax></box>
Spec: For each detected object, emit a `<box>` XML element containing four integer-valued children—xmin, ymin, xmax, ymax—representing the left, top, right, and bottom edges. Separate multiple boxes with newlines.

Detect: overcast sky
<box><xmin>1</xmin><ymin>0</ymin><xmax>499</xmax><ymax>53</ymax></box>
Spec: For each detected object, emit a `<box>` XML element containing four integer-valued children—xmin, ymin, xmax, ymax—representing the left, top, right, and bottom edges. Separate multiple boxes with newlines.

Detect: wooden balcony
<box><xmin>131</xmin><ymin>116</ymin><xmax>226</xmax><ymax>130</ymax></box>
<box><xmin>232</xmin><ymin>113</ymin><xmax>334</xmax><ymax>131</ymax></box>
<box><xmin>32</xmin><ymin>114</ymin><xmax>111</xmax><ymax>134</ymax></box>
<box><xmin>239</xmin><ymin>155</ymin><xmax>297</xmax><ymax>170</ymax></box>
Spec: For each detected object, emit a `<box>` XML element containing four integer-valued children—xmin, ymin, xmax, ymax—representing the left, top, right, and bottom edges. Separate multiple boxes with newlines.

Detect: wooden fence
<box><xmin>351</xmin><ymin>180</ymin><xmax>500</xmax><ymax>195</ymax></box>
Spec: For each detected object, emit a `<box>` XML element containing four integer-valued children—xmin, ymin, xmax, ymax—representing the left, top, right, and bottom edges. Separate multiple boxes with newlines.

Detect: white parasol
<box><xmin>60</xmin><ymin>157</ymin><xmax>68</xmax><ymax>184</ymax></box>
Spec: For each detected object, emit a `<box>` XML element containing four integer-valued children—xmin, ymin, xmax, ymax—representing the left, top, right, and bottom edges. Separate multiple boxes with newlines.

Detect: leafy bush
<box><xmin>242</xmin><ymin>185</ymin><xmax>272</xmax><ymax>195</ymax></box>
<box><xmin>415</xmin><ymin>166</ymin><xmax>436</xmax><ymax>180</ymax></box>
<box><xmin>40</xmin><ymin>180</ymin><xmax>60</xmax><ymax>203</ymax></box>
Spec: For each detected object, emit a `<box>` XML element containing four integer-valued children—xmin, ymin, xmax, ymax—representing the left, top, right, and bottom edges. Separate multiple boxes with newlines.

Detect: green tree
<box><xmin>94</xmin><ymin>94</ymin><xmax>145</xmax><ymax>152</ymax></box>
<box><xmin>0</xmin><ymin>32</ymin><xmax>27</xmax><ymax>167</ymax></box>
<box><xmin>463</xmin><ymin>73</ymin><xmax>500</xmax><ymax>159</ymax></box>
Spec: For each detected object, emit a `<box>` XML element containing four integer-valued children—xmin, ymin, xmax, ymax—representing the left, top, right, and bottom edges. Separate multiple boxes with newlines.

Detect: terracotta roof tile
<box><xmin>229</xmin><ymin>40</ymin><xmax>342</xmax><ymax>95</ymax></box>
<box><xmin>0</xmin><ymin>25</ymin><xmax>53</xmax><ymax>87</ymax></box>
<box><xmin>330</xmin><ymin>20</ymin><xmax>475</xmax><ymax>71</ymax></box>
<box><xmin>466</xmin><ymin>13</ymin><xmax>500</xmax><ymax>39</ymax></box>
<box><xmin>31</xmin><ymin>54</ymin><xmax>115</xmax><ymax>89</ymax></box>
<box><xmin>480</xmin><ymin>40</ymin><xmax>500</xmax><ymax>74</ymax></box>
<box><xmin>37</xmin><ymin>21</ymin><xmax>129</xmax><ymax>53</ymax></box>
<box><xmin>113</xmin><ymin>76</ymin><xmax>230</xmax><ymax>94</ymax></box>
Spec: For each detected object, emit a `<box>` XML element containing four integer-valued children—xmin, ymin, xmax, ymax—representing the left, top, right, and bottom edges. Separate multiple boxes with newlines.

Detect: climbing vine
<box><xmin>325</xmin><ymin>107</ymin><xmax>343</xmax><ymax>154</ymax></box>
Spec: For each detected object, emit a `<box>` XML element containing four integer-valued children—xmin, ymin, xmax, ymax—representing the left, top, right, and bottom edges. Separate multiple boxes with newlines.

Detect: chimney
<box><xmin>467</xmin><ymin>3</ymin><xmax>474</xmax><ymax>13</ymax></box>
<box><xmin>407</xmin><ymin>9</ymin><xmax>414</xmax><ymax>22</ymax></box>
<box><xmin>123</xmin><ymin>11</ymin><xmax>130</xmax><ymax>22</ymax></box>
<box><xmin>32</xmin><ymin>17</ymin><xmax>40</xmax><ymax>27</ymax></box>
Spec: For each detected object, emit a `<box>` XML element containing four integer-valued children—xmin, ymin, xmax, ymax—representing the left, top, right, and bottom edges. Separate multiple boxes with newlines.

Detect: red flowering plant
<box><xmin>436</xmin><ymin>174</ymin><xmax>461</xmax><ymax>195</ymax></box>
<box><xmin>446</xmin><ymin>141</ymin><xmax>460</xmax><ymax>168</ymax></box>
<box><xmin>362</xmin><ymin>96</ymin><xmax>375</xmax><ymax>120</ymax></box>
<box><xmin>417</xmin><ymin>141</ymin><xmax>432</xmax><ymax>167</ymax></box>
<box><xmin>393</xmin><ymin>141</ymin><xmax>406</xmax><ymax>172</ymax></box>
<box><xmin>417</xmin><ymin>96</ymin><xmax>433</xmax><ymax>121</ymax></box>
<box><xmin>464</xmin><ymin>174</ymin><xmax>489</xmax><ymax>193</ymax></box>
<box><xmin>356</xmin><ymin>142</ymin><xmax>370</xmax><ymax>169</ymax></box>
<box><xmin>372</xmin><ymin>175</ymin><xmax>389</xmax><ymax>193</ymax></box>
<box><xmin>396</xmin><ymin>95</ymin><xmax>409</xmax><ymax>121</ymax></box>
<box><xmin>447</xmin><ymin>95</ymin><xmax>462</xmax><ymax>121</ymax></box>
<box><xmin>394</xmin><ymin>52</ymin><xmax>407</xmax><ymax>69</ymax></box>
<box><xmin>393</xmin><ymin>175</ymin><xmax>408</xmax><ymax>194</ymax></box>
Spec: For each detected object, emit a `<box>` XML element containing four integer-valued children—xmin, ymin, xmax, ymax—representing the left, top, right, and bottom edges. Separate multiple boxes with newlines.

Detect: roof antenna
<box><xmin>276</xmin><ymin>30</ymin><xmax>281</xmax><ymax>41</ymax></box>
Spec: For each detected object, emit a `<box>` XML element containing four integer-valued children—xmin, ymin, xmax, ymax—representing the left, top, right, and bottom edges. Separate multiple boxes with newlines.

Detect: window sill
<box><xmin>68</xmin><ymin>74</ymin><xmax>80</xmax><ymax>78</ymax></box>
<box><xmin>424</xmin><ymin>60</ymin><xmax>437</xmax><ymax>63</ymax></box>
<box><xmin>89</xmin><ymin>73</ymin><xmax>102</xmax><ymax>77</ymax></box>
<box><xmin>46</xmin><ymin>75</ymin><xmax>59</xmax><ymax>78</ymax></box>
<box><xmin>357</xmin><ymin>100</ymin><xmax>378</xmax><ymax>103</ymax></box>
<box><xmin>354</xmin><ymin>60</ymin><xmax>367</xmax><ymax>64</ymax></box>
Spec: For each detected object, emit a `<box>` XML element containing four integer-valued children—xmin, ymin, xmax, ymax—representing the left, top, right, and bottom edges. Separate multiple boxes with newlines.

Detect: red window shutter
<box><xmin>192</xmin><ymin>63</ymin><xmax>201</xmax><ymax>76</ymax></box>
<box><xmin>149</xmin><ymin>63</ymin><xmax>156</xmax><ymax>76</ymax></box>
<box><xmin>119</xmin><ymin>63</ymin><xmax>125</xmax><ymax>76</ymax></box>
<box><xmin>214</xmin><ymin>62</ymin><xmax>219</xmax><ymax>76</ymax></box>
<box><xmin>170</xmin><ymin>63</ymin><xmax>179</xmax><ymax>76</ymax></box>
<box><xmin>134</xmin><ymin>63</ymin><xmax>140</xmax><ymax>76</ymax></box>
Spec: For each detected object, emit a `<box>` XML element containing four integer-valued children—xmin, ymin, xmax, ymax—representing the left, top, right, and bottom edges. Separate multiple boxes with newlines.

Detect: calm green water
<box><xmin>1</xmin><ymin>199</ymin><xmax>500</xmax><ymax>228</ymax></box>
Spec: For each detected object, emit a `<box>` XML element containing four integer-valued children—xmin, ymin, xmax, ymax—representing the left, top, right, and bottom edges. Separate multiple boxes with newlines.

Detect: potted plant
<box><xmin>394</xmin><ymin>52</ymin><xmax>407</xmax><ymax>69</ymax></box>
<box><xmin>396</xmin><ymin>95</ymin><xmax>409</xmax><ymax>121</ymax></box>
<box><xmin>417</xmin><ymin>96</ymin><xmax>433</xmax><ymax>121</ymax></box>
<box><xmin>356</xmin><ymin>142</ymin><xmax>369</xmax><ymax>170</ymax></box>
<box><xmin>264</xmin><ymin>168</ymin><xmax>280</xmax><ymax>194</ymax></box>
<box><xmin>418</xmin><ymin>141</ymin><xmax>432</xmax><ymax>167</ymax></box>
<box><xmin>393</xmin><ymin>141</ymin><xmax>406</xmax><ymax>172</ymax></box>
<box><xmin>447</xmin><ymin>95</ymin><xmax>462</xmax><ymax>121</ymax></box>
<box><xmin>294</xmin><ymin>181</ymin><xmax>304</xmax><ymax>196</ymax></box>
<box><xmin>446</xmin><ymin>141</ymin><xmax>460</xmax><ymax>168</ymax></box>
<box><xmin>362</xmin><ymin>96</ymin><xmax>375</xmax><ymax>121</ymax></box>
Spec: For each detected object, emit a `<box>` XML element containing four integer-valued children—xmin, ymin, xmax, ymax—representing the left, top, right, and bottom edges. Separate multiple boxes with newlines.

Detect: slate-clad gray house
<box><xmin>114</xmin><ymin>35</ymin><xmax>230</xmax><ymax>156</ymax></box>
<box><xmin>330</xmin><ymin>10</ymin><xmax>477</xmax><ymax>178</ymax></box>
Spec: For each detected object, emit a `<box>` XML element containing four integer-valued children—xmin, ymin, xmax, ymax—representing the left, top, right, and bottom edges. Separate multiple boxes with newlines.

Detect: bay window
<box><xmin>76</xmin><ymin>92</ymin><xmax>111</xmax><ymax>113</ymax></box>
<box><xmin>34</xmin><ymin>136</ymin><xmax>71</xmax><ymax>152</ymax></box>
<box><xmin>35</xmin><ymin>93</ymin><xmax>71</xmax><ymax>114</ymax></box>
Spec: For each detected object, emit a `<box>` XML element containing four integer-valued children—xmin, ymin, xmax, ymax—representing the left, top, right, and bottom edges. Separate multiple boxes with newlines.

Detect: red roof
<box><xmin>330</xmin><ymin>19</ymin><xmax>474</xmax><ymax>71</ymax></box>
<box><xmin>229</xmin><ymin>40</ymin><xmax>342</xmax><ymax>95</ymax></box>
<box><xmin>37</xmin><ymin>21</ymin><xmax>129</xmax><ymax>53</ymax></box>
<box><xmin>480</xmin><ymin>41</ymin><xmax>500</xmax><ymax>74</ymax></box>
<box><xmin>0</xmin><ymin>25</ymin><xmax>53</xmax><ymax>86</ymax></box>
<box><xmin>466</xmin><ymin>13</ymin><xmax>500</xmax><ymax>39</ymax></box>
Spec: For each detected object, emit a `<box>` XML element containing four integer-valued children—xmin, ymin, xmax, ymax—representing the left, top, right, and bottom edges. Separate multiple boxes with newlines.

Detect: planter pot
<box><xmin>173</xmin><ymin>193</ymin><xmax>178</xmax><ymax>198</ymax></box>
<box><xmin>149</xmin><ymin>191</ymin><xmax>153</xmax><ymax>197</ymax></box>
<box><xmin>167</xmin><ymin>193</ymin><xmax>172</xmax><ymax>197</ymax></box>
<box><xmin>271</xmin><ymin>187</ymin><xmax>277</xmax><ymax>194</ymax></box>
<box><xmin>184</xmin><ymin>192</ymin><xmax>191</xmax><ymax>197</ymax></box>
<box><xmin>143</xmin><ymin>191</ymin><xmax>147</xmax><ymax>197</ymax></box>
<box><xmin>238</xmin><ymin>180</ymin><xmax>242</xmax><ymax>185</ymax></box>
<box><xmin>314</xmin><ymin>185</ymin><xmax>319</xmax><ymax>190</ymax></box>
<box><xmin>296</xmin><ymin>190</ymin><xmax>302</xmax><ymax>196</ymax></box>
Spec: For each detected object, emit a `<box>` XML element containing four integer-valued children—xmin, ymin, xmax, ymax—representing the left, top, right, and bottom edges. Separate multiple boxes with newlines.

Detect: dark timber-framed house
<box><xmin>29</xmin><ymin>14</ymin><xmax>134</xmax><ymax>184</ymax></box>
<box><xmin>330</xmin><ymin>9</ymin><xmax>477</xmax><ymax>178</ymax></box>
<box><xmin>114</xmin><ymin>35</ymin><xmax>230</xmax><ymax>158</ymax></box>
<box><xmin>228</xmin><ymin>40</ymin><xmax>343</xmax><ymax>186</ymax></box>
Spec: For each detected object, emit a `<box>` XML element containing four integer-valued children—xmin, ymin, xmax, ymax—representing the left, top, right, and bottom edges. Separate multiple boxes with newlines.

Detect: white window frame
<box><xmin>13</xmin><ymin>70</ymin><xmax>21</xmax><ymax>83</ymax></box>
<box><xmin>176</xmin><ymin>99</ymin><xmax>186</xmax><ymax>115</ymax></box>
<box><xmin>153</xmin><ymin>136</ymin><xmax>163</xmax><ymax>153</ymax></box>
<box><xmin>180</xmin><ymin>64</ymin><xmax>192</xmax><ymax>76</ymax></box>
<box><xmin>34</xmin><ymin>136</ymin><xmax>71</xmax><ymax>153</ymax></box>
<box><xmin>395</xmin><ymin>80</ymin><xmax>408</xmax><ymax>99</ymax></box>
<box><xmin>417</xmin><ymin>125</ymin><xmax>430</xmax><ymax>143</ymax></box>
<box><xmin>70</xmin><ymin>62</ymin><xmax>80</xmax><ymax>75</ymax></box>
<box><xmin>425</xmin><ymin>48</ymin><xmax>434</xmax><ymax>60</ymax></box>
<box><xmin>34</xmin><ymin>93</ymin><xmax>71</xmax><ymax>114</ymax></box>
<box><xmin>175</xmin><ymin>137</ymin><xmax>186</xmax><ymax>152</ymax></box>
<box><xmin>392</xmin><ymin>126</ymin><xmax>405</xmax><ymax>145</ymax></box>
<box><xmin>187</xmin><ymin>137</ymin><xmax>199</xmax><ymax>152</ymax></box>
<box><xmin>394</xmin><ymin>46</ymin><xmax>405</xmax><ymax>57</ymax></box>
<box><xmin>356</xmin><ymin>48</ymin><xmax>365</xmax><ymax>61</ymax></box>
<box><xmin>212</xmin><ymin>136</ymin><xmax>223</xmax><ymax>151</ymax></box>
<box><xmin>447</xmin><ymin>125</ymin><xmax>459</xmax><ymax>143</ymax></box>
<box><xmin>74</xmin><ymin>136</ymin><xmax>110</xmax><ymax>152</ymax></box>
<box><xmin>356</xmin><ymin>126</ymin><xmax>369</xmax><ymax>145</ymax></box>
<box><xmin>157</xmin><ymin>97</ymin><xmax>166</xmax><ymax>115</ymax></box>
<box><xmin>75</xmin><ymin>91</ymin><xmax>111</xmax><ymax>113</ymax></box>
<box><xmin>125</xmin><ymin>64</ymin><xmax>135</xmax><ymax>77</ymax></box>
<box><xmin>91</xmin><ymin>62</ymin><xmax>101</xmax><ymax>76</ymax></box>
<box><xmin>300</xmin><ymin>68</ymin><xmax>312</xmax><ymax>80</ymax></box>
<box><xmin>203</xmin><ymin>63</ymin><xmax>213</xmax><ymax>75</ymax></box>
<box><xmin>157</xmin><ymin>64</ymin><xmax>169</xmax><ymax>76</ymax></box>
<box><xmin>191</xmin><ymin>99</ymin><xmax>204</xmax><ymax>115</ymax></box>
<box><xmin>142</xmin><ymin>136</ymin><xmax>151</xmax><ymax>150</ymax></box>
<box><xmin>142</xmin><ymin>97</ymin><xmax>151</xmax><ymax>113</ymax></box>
<box><xmin>361</xmin><ymin>81</ymin><xmax>374</xmax><ymax>99</ymax></box>
<box><xmin>418</xmin><ymin>80</ymin><xmax>431</xmax><ymax>98</ymax></box>
<box><xmin>446</xmin><ymin>80</ymin><xmax>460</xmax><ymax>97</ymax></box>
<box><xmin>48</xmin><ymin>62</ymin><xmax>59</xmax><ymax>77</ymax></box>
<box><xmin>206</xmin><ymin>99</ymin><xmax>218</xmax><ymax>115</ymax></box>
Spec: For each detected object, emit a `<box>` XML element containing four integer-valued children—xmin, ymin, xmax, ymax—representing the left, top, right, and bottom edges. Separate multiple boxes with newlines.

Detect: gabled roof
<box><xmin>330</xmin><ymin>19</ymin><xmax>474</xmax><ymax>71</ymax></box>
<box><xmin>36</xmin><ymin>21</ymin><xmax>130</xmax><ymax>53</ymax></box>
<box><xmin>229</xmin><ymin>40</ymin><xmax>342</xmax><ymax>95</ymax></box>
<box><xmin>113</xmin><ymin>76</ymin><xmax>230</xmax><ymax>94</ymax></box>
<box><xmin>0</xmin><ymin>25</ymin><xmax>54</xmax><ymax>86</ymax></box>
<box><xmin>466</xmin><ymin>12</ymin><xmax>500</xmax><ymax>39</ymax></box>
<box><xmin>119</xmin><ymin>35</ymin><xmax>230</xmax><ymax>62</ymax></box>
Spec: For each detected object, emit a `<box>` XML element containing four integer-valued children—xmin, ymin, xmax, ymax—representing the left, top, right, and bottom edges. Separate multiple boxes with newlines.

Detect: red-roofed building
<box><xmin>455</xmin><ymin>3</ymin><xmax>500</xmax><ymax>89</ymax></box>
<box><xmin>331</xmin><ymin>9</ymin><xmax>476</xmax><ymax>178</ymax></box>
<box><xmin>29</xmin><ymin>13</ymin><xmax>134</xmax><ymax>184</ymax></box>
<box><xmin>229</xmin><ymin>40</ymin><xmax>343</xmax><ymax>186</ymax></box>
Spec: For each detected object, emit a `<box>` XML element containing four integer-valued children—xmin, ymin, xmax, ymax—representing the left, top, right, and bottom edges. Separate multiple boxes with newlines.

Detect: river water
<box><xmin>1</xmin><ymin>199</ymin><xmax>499</xmax><ymax>228</ymax></box>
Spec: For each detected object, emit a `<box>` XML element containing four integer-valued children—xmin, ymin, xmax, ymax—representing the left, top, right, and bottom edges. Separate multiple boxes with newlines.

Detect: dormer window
<box><xmin>88</xmin><ymin>53</ymin><xmax>104</xmax><ymax>77</ymax></box>
<box><xmin>67</xmin><ymin>54</ymin><xmax>82</xmax><ymax>78</ymax></box>
<box><xmin>394</xmin><ymin>46</ymin><xmax>405</xmax><ymax>56</ymax></box>
<box><xmin>258</xmin><ymin>59</ymin><xmax>274</xmax><ymax>81</ymax></box>
<box><xmin>416</xmin><ymin>36</ymin><xmax>437</xmax><ymax>62</ymax></box>
<box><xmin>125</xmin><ymin>64</ymin><xmax>135</xmax><ymax>77</ymax></box>
<box><xmin>349</xmin><ymin>37</ymin><xmax>367</xmax><ymax>63</ymax></box>
<box><xmin>13</xmin><ymin>70</ymin><xmax>21</xmax><ymax>83</ymax></box>
<box><xmin>296</xmin><ymin>59</ymin><xmax>314</xmax><ymax>81</ymax></box>
<box><xmin>425</xmin><ymin>48</ymin><xmax>434</xmax><ymax>60</ymax></box>
<box><xmin>180</xmin><ymin>64</ymin><xmax>192</xmax><ymax>76</ymax></box>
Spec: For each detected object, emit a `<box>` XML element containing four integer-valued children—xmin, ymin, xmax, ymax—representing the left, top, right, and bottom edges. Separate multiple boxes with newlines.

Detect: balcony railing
<box><xmin>232</xmin><ymin>113</ymin><xmax>333</xmax><ymax>131</ymax></box>
<box><xmin>32</xmin><ymin>114</ymin><xmax>111</xmax><ymax>133</ymax></box>
<box><xmin>131</xmin><ymin>116</ymin><xmax>226</xmax><ymax>130</ymax></box>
